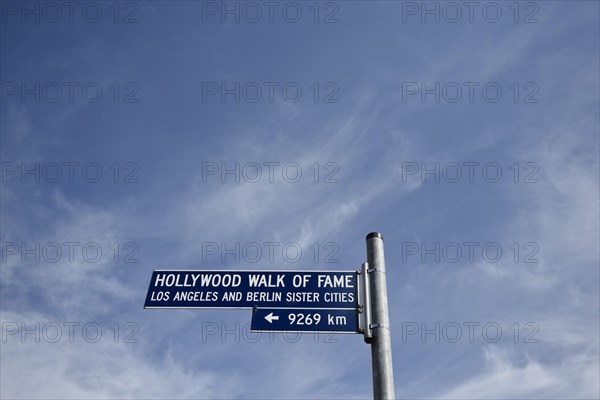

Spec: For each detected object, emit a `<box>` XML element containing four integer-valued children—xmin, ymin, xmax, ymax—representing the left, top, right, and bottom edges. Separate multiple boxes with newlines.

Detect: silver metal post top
<box><xmin>366</xmin><ymin>232</ymin><xmax>384</xmax><ymax>241</ymax></box>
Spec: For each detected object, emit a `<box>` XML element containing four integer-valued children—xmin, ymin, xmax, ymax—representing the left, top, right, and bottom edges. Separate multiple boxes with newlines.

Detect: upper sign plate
<box><xmin>144</xmin><ymin>270</ymin><xmax>358</xmax><ymax>309</ymax></box>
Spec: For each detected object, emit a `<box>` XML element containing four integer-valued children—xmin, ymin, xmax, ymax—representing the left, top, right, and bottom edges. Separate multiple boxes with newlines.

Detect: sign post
<box><xmin>366</xmin><ymin>232</ymin><xmax>395</xmax><ymax>400</ymax></box>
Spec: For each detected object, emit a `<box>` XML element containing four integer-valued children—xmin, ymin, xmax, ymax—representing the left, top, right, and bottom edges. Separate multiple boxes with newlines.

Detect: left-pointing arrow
<box><xmin>265</xmin><ymin>312</ymin><xmax>279</xmax><ymax>324</ymax></box>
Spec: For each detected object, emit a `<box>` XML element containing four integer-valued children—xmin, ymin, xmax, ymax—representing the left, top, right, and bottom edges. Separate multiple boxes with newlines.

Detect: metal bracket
<box><xmin>358</xmin><ymin>262</ymin><xmax>373</xmax><ymax>343</ymax></box>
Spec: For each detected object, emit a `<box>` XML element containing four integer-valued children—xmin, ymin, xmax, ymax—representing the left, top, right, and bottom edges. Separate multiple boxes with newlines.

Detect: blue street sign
<box><xmin>144</xmin><ymin>270</ymin><xmax>357</xmax><ymax>309</ymax></box>
<box><xmin>251</xmin><ymin>308</ymin><xmax>359</xmax><ymax>333</ymax></box>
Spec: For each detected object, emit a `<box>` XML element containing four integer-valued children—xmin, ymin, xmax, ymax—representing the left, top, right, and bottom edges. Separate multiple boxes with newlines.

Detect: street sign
<box><xmin>144</xmin><ymin>270</ymin><xmax>357</xmax><ymax>309</ymax></box>
<box><xmin>251</xmin><ymin>308</ymin><xmax>359</xmax><ymax>333</ymax></box>
<box><xmin>143</xmin><ymin>232</ymin><xmax>395</xmax><ymax>398</ymax></box>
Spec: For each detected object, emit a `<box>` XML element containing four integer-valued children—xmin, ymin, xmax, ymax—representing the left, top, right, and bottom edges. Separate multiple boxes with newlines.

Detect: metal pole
<box><xmin>366</xmin><ymin>232</ymin><xmax>395</xmax><ymax>400</ymax></box>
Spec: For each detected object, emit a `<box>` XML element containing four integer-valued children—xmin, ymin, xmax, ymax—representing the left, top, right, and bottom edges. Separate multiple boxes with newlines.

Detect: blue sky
<box><xmin>1</xmin><ymin>1</ymin><xmax>599</xmax><ymax>399</ymax></box>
